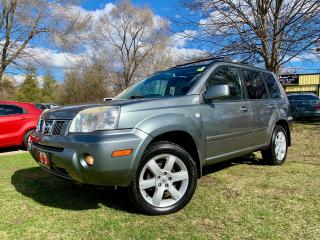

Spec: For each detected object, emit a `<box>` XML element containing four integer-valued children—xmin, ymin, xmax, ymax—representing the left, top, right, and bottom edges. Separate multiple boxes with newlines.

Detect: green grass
<box><xmin>0</xmin><ymin>123</ymin><xmax>320</xmax><ymax>239</ymax></box>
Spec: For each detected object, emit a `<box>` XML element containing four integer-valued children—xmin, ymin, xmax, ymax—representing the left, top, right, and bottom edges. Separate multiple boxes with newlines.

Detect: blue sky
<box><xmin>83</xmin><ymin>0</ymin><xmax>180</xmax><ymax>17</ymax></box>
<box><xmin>15</xmin><ymin>1</ymin><xmax>320</xmax><ymax>83</ymax></box>
<box><xmin>24</xmin><ymin>0</ymin><xmax>187</xmax><ymax>82</ymax></box>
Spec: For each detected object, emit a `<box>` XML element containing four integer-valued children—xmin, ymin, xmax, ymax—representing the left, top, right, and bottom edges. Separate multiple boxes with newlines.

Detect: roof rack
<box><xmin>239</xmin><ymin>61</ymin><xmax>255</xmax><ymax>67</ymax></box>
<box><xmin>171</xmin><ymin>56</ymin><xmax>233</xmax><ymax>69</ymax></box>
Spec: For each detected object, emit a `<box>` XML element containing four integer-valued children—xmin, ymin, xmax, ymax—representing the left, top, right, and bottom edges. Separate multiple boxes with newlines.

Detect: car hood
<box><xmin>42</xmin><ymin>98</ymin><xmax>160</xmax><ymax>120</ymax></box>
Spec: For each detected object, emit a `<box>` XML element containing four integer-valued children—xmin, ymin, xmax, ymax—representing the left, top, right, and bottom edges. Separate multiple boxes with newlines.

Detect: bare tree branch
<box><xmin>180</xmin><ymin>0</ymin><xmax>320</xmax><ymax>72</ymax></box>
<box><xmin>0</xmin><ymin>0</ymin><xmax>90</xmax><ymax>86</ymax></box>
<box><xmin>94</xmin><ymin>0</ymin><xmax>170</xmax><ymax>90</ymax></box>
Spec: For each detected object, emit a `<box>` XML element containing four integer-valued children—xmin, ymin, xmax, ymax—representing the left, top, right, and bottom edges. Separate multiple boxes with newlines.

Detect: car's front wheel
<box><xmin>128</xmin><ymin>141</ymin><xmax>197</xmax><ymax>215</ymax></box>
<box><xmin>261</xmin><ymin>125</ymin><xmax>288</xmax><ymax>165</ymax></box>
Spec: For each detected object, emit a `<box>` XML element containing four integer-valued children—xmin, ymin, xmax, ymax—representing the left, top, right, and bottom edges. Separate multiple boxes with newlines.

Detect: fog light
<box><xmin>84</xmin><ymin>154</ymin><xmax>94</xmax><ymax>166</ymax></box>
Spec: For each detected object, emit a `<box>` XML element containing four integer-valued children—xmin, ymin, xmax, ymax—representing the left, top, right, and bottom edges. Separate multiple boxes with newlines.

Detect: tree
<box><xmin>41</xmin><ymin>72</ymin><xmax>58</xmax><ymax>102</ymax></box>
<box><xmin>95</xmin><ymin>0</ymin><xmax>169</xmax><ymax>90</ymax></box>
<box><xmin>59</xmin><ymin>58</ymin><xmax>112</xmax><ymax>105</ymax></box>
<box><xmin>15</xmin><ymin>72</ymin><xmax>42</xmax><ymax>102</ymax></box>
<box><xmin>81</xmin><ymin>61</ymin><xmax>112</xmax><ymax>102</ymax></box>
<box><xmin>59</xmin><ymin>70</ymin><xmax>81</xmax><ymax>105</ymax></box>
<box><xmin>135</xmin><ymin>38</ymin><xmax>177</xmax><ymax>78</ymax></box>
<box><xmin>16</xmin><ymin>75</ymin><xmax>41</xmax><ymax>102</ymax></box>
<box><xmin>0</xmin><ymin>0</ymin><xmax>90</xmax><ymax>85</ymax></box>
<box><xmin>182</xmin><ymin>0</ymin><xmax>320</xmax><ymax>72</ymax></box>
<box><xmin>0</xmin><ymin>76</ymin><xmax>16</xmax><ymax>99</ymax></box>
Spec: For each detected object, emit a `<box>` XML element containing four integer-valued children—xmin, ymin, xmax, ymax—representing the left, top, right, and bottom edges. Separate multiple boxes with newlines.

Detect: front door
<box><xmin>202</xmin><ymin>65</ymin><xmax>252</xmax><ymax>162</ymax></box>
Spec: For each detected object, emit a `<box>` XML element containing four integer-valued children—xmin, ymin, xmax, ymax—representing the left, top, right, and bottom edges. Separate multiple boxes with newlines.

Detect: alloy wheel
<box><xmin>139</xmin><ymin>154</ymin><xmax>189</xmax><ymax>208</ymax></box>
<box><xmin>274</xmin><ymin>131</ymin><xmax>287</xmax><ymax>161</ymax></box>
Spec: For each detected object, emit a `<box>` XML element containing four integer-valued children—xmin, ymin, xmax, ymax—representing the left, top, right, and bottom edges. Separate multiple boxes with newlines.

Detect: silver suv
<box><xmin>29</xmin><ymin>57</ymin><xmax>292</xmax><ymax>215</ymax></box>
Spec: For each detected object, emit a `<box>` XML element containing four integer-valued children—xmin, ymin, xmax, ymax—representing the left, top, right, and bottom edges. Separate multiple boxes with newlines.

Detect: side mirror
<box><xmin>203</xmin><ymin>84</ymin><xmax>230</xmax><ymax>101</ymax></box>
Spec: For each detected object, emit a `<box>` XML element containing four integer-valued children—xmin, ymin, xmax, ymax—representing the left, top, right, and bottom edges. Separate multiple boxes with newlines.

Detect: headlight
<box><xmin>36</xmin><ymin>111</ymin><xmax>46</xmax><ymax>132</ymax></box>
<box><xmin>69</xmin><ymin>106</ymin><xmax>120</xmax><ymax>133</ymax></box>
<box><xmin>36</xmin><ymin>118</ymin><xmax>42</xmax><ymax>132</ymax></box>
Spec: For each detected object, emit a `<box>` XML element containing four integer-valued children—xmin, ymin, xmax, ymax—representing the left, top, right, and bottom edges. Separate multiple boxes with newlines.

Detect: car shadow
<box><xmin>294</xmin><ymin>120</ymin><xmax>320</xmax><ymax>126</ymax></box>
<box><xmin>0</xmin><ymin>146</ymin><xmax>25</xmax><ymax>154</ymax></box>
<box><xmin>11</xmin><ymin>154</ymin><xmax>267</xmax><ymax>212</ymax></box>
<box><xmin>11</xmin><ymin>167</ymin><xmax>135</xmax><ymax>213</ymax></box>
<box><xmin>202</xmin><ymin>154</ymin><xmax>268</xmax><ymax>176</ymax></box>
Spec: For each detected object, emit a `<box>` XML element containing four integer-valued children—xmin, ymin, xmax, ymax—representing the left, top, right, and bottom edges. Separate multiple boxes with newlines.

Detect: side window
<box><xmin>243</xmin><ymin>70</ymin><xmax>269</xmax><ymax>99</ymax></box>
<box><xmin>0</xmin><ymin>105</ymin><xmax>24</xmax><ymax>116</ymax></box>
<box><xmin>263</xmin><ymin>73</ymin><xmax>282</xmax><ymax>98</ymax></box>
<box><xmin>287</xmin><ymin>95</ymin><xmax>295</xmax><ymax>100</ymax></box>
<box><xmin>206</xmin><ymin>66</ymin><xmax>244</xmax><ymax>100</ymax></box>
<box><xmin>303</xmin><ymin>95</ymin><xmax>318</xmax><ymax>100</ymax></box>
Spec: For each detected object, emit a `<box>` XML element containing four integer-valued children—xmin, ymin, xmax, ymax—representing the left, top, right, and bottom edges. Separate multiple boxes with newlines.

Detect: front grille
<box><xmin>38</xmin><ymin>120</ymin><xmax>68</xmax><ymax>135</ymax></box>
<box><xmin>52</xmin><ymin>121</ymin><xmax>65</xmax><ymax>135</ymax></box>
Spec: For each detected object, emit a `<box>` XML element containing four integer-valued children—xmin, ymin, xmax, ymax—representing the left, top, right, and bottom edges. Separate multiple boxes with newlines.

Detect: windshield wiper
<box><xmin>130</xmin><ymin>95</ymin><xmax>144</xmax><ymax>99</ymax></box>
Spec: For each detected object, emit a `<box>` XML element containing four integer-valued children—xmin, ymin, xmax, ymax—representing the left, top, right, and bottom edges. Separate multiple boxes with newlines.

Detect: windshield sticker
<box><xmin>197</xmin><ymin>66</ymin><xmax>206</xmax><ymax>72</ymax></box>
<box><xmin>169</xmin><ymin>87</ymin><xmax>175</xmax><ymax>96</ymax></box>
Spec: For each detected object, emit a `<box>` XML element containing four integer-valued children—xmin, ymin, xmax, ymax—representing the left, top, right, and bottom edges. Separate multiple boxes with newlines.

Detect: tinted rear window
<box><xmin>264</xmin><ymin>73</ymin><xmax>282</xmax><ymax>98</ymax></box>
<box><xmin>0</xmin><ymin>104</ymin><xmax>24</xmax><ymax>116</ymax></box>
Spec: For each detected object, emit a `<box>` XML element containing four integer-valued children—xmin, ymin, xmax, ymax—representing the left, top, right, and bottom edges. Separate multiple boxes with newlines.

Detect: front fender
<box><xmin>133</xmin><ymin>113</ymin><xmax>205</xmax><ymax>171</ymax></box>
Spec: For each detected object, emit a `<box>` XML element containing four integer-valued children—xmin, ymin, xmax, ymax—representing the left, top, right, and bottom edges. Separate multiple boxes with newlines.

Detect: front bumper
<box><xmin>29</xmin><ymin>128</ymin><xmax>152</xmax><ymax>187</ymax></box>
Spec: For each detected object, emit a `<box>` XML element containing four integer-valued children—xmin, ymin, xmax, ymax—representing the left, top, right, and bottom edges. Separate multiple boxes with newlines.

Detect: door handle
<box><xmin>240</xmin><ymin>106</ymin><xmax>249</xmax><ymax>113</ymax></box>
<box><xmin>267</xmin><ymin>104</ymin><xmax>275</xmax><ymax>110</ymax></box>
<box><xmin>20</xmin><ymin>117</ymin><xmax>27</xmax><ymax>120</ymax></box>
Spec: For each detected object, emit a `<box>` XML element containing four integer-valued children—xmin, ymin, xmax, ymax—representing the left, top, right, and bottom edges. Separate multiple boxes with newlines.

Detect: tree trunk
<box><xmin>0</xmin><ymin>66</ymin><xmax>6</xmax><ymax>84</ymax></box>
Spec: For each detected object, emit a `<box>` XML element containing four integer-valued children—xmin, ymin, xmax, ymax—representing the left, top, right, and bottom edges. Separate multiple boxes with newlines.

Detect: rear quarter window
<box><xmin>264</xmin><ymin>73</ymin><xmax>282</xmax><ymax>98</ymax></box>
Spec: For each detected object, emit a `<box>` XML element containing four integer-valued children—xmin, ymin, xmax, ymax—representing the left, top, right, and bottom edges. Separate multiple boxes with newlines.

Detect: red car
<box><xmin>0</xmin><ymin>101</ymin><xmax>42</xmax><ymax>148</ymax></box>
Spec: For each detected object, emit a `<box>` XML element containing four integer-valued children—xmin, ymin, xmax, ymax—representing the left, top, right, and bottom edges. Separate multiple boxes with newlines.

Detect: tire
<box><xmin>261</xmin><ymin>125</ymin><xmax>288</xmax><ymax>165</ymax></box>
<box><xmin>128</xmin><ymin>141</ymin><xmax>197</xmax><ymax>215</ymax></box>
<box><xmin>22</xmin><ymin>129</ymin><xmax>34</xmax><ymax>149</ymax></box>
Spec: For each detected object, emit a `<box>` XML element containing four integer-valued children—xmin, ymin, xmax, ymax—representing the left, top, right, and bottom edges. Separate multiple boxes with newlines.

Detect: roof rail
<box><xmin>239</xmin><ymin>61</ymin><xmax>255</xmax><ymax>67</ymax></box>
<box><xmin>171</xmin><ymin>56</ymin><xmax>233</xmax><ymax>69</ymax></box>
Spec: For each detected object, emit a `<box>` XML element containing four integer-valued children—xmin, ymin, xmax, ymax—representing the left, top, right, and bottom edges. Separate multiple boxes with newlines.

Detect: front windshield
<box><xmin>115</xmin><ymin>65</ymin><xmax>207</xmax><ymax>100</ymax></box>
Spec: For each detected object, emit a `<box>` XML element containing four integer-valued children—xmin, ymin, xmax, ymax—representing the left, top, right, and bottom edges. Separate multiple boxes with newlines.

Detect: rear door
<box><xmin>242</xmin><ymin>70</ymin><xmax>276</xmax><ymax>146</ymax></box>
<box><xmin>201</xmin><ymin>65</ymin><xmax>252</xmax><ymax>162</ymax></box>
<box><xmin>0</xmin><ymin>104</ymin><xmax>26</xmax><ymax>147</ymax></box>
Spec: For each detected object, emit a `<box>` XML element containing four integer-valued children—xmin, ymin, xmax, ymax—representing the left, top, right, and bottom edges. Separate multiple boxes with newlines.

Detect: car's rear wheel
<box><xmin>261</xmin><ymin>125</ymin><xmax>288</xmax><ymax>165</ymax></box>
<box><xmin>128</xmin><ymin>141</ymin><xmax>197</xmax><ymax>215</ymax></box>
<box><xmin>22</xmin><ymin>129</ymin><xmax>34</xmax><ymax>149</ymax></box>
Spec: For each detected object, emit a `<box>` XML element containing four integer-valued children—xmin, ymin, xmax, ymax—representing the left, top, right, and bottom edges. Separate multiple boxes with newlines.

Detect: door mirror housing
<box><xmin>203</xmin><ymin>84</ymin><xmax>230</xmax><ymax>101</ymax></box>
